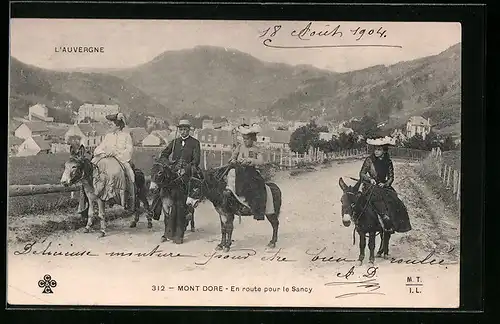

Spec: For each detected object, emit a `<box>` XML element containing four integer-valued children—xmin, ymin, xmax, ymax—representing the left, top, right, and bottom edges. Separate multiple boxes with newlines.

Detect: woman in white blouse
<box><xmin>92</xmin><ymin>112</ymin><xmax>135</xmax><ymax>184</ymax></box>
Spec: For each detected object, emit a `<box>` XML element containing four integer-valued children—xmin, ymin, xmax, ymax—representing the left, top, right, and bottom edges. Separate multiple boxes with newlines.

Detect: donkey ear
<box><xmin>339</xmin><ymin>177</ymin><xmax>348</xmax><ymax>192</ymax></box>
<box><xmin>78</xmin><ymin>145</ymin><xmax>86</xmax><ymax>158</ymax></box>
<box><xmin>69</xmin><ymin>144</ymin><xmax>76</xmax><ymax>156</ymax></box>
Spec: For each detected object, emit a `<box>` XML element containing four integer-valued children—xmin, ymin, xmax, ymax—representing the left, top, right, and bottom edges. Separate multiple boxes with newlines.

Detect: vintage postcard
<box><xmin>8</xmin><ymin>18</ymin><xmax>462</xmax><ymax>308</ymax></box>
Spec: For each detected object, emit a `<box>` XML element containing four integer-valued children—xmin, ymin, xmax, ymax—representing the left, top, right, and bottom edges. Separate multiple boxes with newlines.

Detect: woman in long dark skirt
<box><xmin>224</xmin><ymin>123</ymin><xmax>267</xmax><ymax>220</ymax></box>
<box><xmin>359</xmin><ymin>137</ymin><xmax>412</xmax><ymax>233</ymax></box>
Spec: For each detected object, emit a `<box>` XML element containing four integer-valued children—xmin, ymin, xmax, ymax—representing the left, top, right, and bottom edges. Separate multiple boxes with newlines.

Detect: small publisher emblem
<box><xmin>38</xmin><ymin>274</ymin><xmax>57</xmax><ymax>294</ymax></box>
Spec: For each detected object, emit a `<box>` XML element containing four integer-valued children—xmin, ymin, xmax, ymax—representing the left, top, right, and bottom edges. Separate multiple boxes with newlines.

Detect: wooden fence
<box><xmin>7</xmin><ymin>146</ymin><xmax>432</xmax><ymax>198</ymax></box>
<box><xmin>428</xmin><ymin>147</ymin><xmax>461</xmax><ymax>201</ymax></box>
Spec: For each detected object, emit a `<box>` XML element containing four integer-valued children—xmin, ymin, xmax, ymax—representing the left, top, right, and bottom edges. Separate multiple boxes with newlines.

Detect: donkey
<box><xmin>60</xmin><ymin>145</ymin><xmax>151</xmax><ymax>237</ymax></box>
<box><xmin>187</xmin><ymin>166</ymin><xmax>282</xmax><ymax>252</ymax></box>
<box><xmin>149</xmin><ymin>160</ymin><xmax>189</xmax><ymax>244</ymax></box>
<box><xmin>338</xmin><ymin>177</ymin><xmax>392</xmax><ymax>265</ymax></box>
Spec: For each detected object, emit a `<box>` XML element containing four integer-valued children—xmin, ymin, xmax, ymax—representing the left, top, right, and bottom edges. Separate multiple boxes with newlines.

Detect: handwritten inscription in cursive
<box><xmin>13</xmin><ymin>240</ymin><xmax>98</xmax><ymax>257</ymax></box>
<box><xmin>261</xmin><ymin>248</ymin><xmax>296</xmax><ymax>262</ymax></box>
<box><xmin>306</xmin><ymin>247</ymin><xmax>357</xmax><ymax>263</ymax></box>
<box><xmin>259</xmin><ymin>22</ymin><xmax>402</xmax><ymax>49</ymax></box>
<box><xmin>104</xmin><ymin>245</ymin><xmax>196</xmax><ymax>259</ymax></box>
<box><xmin>194</xmin><ymin>248</ymin><xmax>257</xmax><ymax>266</ymax></box>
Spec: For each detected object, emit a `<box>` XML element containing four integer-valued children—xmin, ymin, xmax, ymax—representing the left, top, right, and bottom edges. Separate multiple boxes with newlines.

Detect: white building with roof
<box><xmin>77</xmin><ymin>103</ymin><xmax>120</xmax><ymax>122</ymax></box>
<box><xmin>406</xmin><ymin>116</ymin><xmax>432</xmax><ymax>139</ymax></box>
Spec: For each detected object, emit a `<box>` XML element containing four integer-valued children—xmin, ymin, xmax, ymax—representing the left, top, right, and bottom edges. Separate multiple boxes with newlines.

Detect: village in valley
<box><xmin>8</xmin><ymin>100</ymin><xmax>455</xmax><ymax>159</ymax></box>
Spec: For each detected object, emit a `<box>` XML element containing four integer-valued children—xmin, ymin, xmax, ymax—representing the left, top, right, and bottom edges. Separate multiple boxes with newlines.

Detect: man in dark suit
<box><xmin>159</xmin><ymin>119</ymin><xmax>201</xmax><ymax>168</ymax></box>
<box><xmin>150</xmin><ymin>119</ymin><xmax>201</xmax><ymax>242</ymax></box>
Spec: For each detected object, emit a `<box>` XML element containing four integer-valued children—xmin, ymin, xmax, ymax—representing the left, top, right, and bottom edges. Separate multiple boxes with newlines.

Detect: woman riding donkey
<box><xmin>358</xmin><ymin>136</ymin><xmax>411</xmax><ymax>234</ymax></box>
<box><xmin>73</xmin><ymin>112</ymin><xmax>151</xmax><ymax>234</ymax></box>
<box><xmin>223</xmin><ymin>123</ymin><xmax>267</xmax><ymax>221</ymax></box>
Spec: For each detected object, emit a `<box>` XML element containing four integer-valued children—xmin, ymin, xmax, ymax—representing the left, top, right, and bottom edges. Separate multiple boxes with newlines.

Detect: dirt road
<box><xmin>7</xmin><ymin>160</ymin><xmax>460</xmax><ymax>308</ymax></box>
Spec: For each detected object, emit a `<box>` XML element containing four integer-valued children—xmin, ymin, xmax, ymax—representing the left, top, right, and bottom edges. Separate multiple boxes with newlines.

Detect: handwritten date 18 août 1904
<box><xmin>259</xmin><ymin>22</ymin><xmax>388</xmax><ymax>42</ymax></box>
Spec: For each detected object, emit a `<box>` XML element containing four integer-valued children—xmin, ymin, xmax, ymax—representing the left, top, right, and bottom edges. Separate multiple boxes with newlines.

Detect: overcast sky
<box><xmin>10</xmin><ymin>19</ymin><xmax>461</xmax><ymax>73</ymax></box>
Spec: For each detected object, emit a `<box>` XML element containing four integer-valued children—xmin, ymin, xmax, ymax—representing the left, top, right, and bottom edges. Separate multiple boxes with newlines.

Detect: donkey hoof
<box><xmin>83</xmin><ymin>227</ymin><xmax>90</xmax><ymax>233</ymax></box>
<box><xmin>357</xmin><ymin>260</ymin><xmax>363</xmax><ymax>266</ymax></box>
<box><xmin>216</xmin><ymin>244</ymin><xmax>224</xmax><ymax>251</ymax></box>
<box><xmin>383</xmin><ymin>254</ymin><xmax>389</xmax><ymax>260</ymax></box>
<box><xmin>190</xmin><ymin>228</ymin><xmax>195</xmax><ymax>232</ymax></box>
<box><xmin>147</xmin><ymin>222</ymin><xmax>153</xmax><ymax>229</ymax></box>
<box><xmin>129</xmin><ymin>222</ymin><xmax>137</xmax><ymax>228</ymax></box>
<box><xmin>223</xmin><ymin>246</ymin><xmax>230</xmax><ymax>253</ymax></box>
<box><xmin>369</xmin><ymin>258</ymin><xmax>375</xmax><ymax>265</ymax></box>
<box><xmin>98</xmin><ymin>231</ymin><xmax>106</xmax><ymax>238</ymax></box>
<box><xmin>267</xmin><ymin>242</ymin><xmax>276</xmax><ymax>248</ymax></box>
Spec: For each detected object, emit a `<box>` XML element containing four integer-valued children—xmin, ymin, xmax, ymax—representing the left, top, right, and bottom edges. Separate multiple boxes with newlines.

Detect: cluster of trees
<box><xmin>289</xmin><ymin>119</ymin><xmax>458</xmax><ymax>154</ymax></box>
<box><xmin>127</xmin><ymin>112</ymin><xmax>168</xmax><ymax>132</ymax></box>
<box><xmin>404</xmin><ymin>131</ymin><xmax>458</xmax><ymax>151</ymax></box>
<box><xmin>288</xmin><ymin>120</ymin><xmax>329</xmax><ymax>154</ymax></box>
<box><xmin>174</xmin><ymin>113</ymin><xmax>228</xmax><ymax>129</ymax></box>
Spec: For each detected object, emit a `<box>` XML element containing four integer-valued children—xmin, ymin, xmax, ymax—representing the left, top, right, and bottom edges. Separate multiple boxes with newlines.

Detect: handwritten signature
<box><xmin>259</xmin><ymin>22</ymin><xmax>402</xmax><ymax>49</ymax></box>
<box><xmin>325</xmin><ymin>266</ymin><xmax>385</xmax><ymax>299</ymax></box>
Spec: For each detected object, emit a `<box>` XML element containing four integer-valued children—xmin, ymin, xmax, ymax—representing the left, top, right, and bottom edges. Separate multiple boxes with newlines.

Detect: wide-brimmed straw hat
<box><xmin>177</xmin><ymin>119</ymin><xmax>191</xmax><ymax>128</ymax></box>
<box><xmin>237</xmin><ymin>123</ymin><xmax>262</xmax><ymax>135</ymax></box>
<box><xmin>366</xmin><ymin>136</ymin><xmax>396</xmax><ymax>146</ymax></box>
<box><xmin>106</xmin><ymin>113</ymin><xmax>126</xmax><ymax>125</ymax></box>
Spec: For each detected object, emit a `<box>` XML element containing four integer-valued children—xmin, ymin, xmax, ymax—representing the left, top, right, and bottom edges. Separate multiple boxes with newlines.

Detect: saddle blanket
<box><xmin>226</xmin><ymin>169</ymin><xmax>275</xmax><ymax>215</ymax></box>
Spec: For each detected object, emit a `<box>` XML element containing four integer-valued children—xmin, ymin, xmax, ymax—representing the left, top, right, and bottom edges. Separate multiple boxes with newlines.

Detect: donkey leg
<box><xmin>377</xmin><ymin>232</ymin><xmax>385</xmax><ymax>257</ymax></box>
<box><xmin>161</xmin><ymin>197</ymin><xmax>173</xmax><ymax>242</ymax></box>
<box><xmin>83</xmin><ymin>198</ymin><xmax>94</xmax><ymax>233</ymax></box>
<box><xmin>189</xmin><ymin>206</ymin><xmax>196</xmax><ymax>232</ymax></box>
<box><xmin>143</xmin><ymin>195</ymin><xmax>153</xmax><ymax>229</ymax></box>
<box><xmin>97</xmin><ymin>200</ymin><xmax>106</xmax><ymax>238</ymax></box>
<box><xmin>266</xmin><ymin>214</ymin><xmax>279</xmax><ymax>248</ymax></box>
<box><xmin>130</xmin><ymin>197</ymin><xmax>141</xmax><ymax>228</ymax></box>
<box><xmin>224</xmin><ymin>214</ymin><xmax>235</xmax><ymax>253</ymax></box>
<box><xmin>383</xmin><ymin>232</ymin><xmax>392</xmax><ymax>259</ymax></box>
<box><xmin>217</xmin><ymin>221</ymin><xmax>226</xmax><ymax>251</ymax></box>
<box><xmin>215</xmin><ymin>208</ymin><xmax>227</xmax><ymax>250</ymax></box>
<box><xmin>357</xmin><ymin>229</ymin><xmax>366</xmax><ymax>266</ymax></box>
<box><xmin>368</xmin><ymin>232</ymin><xmax>376</xmax><ymax>264</ymax></box>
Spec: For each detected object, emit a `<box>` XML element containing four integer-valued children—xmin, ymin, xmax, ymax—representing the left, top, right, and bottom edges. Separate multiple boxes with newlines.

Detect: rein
<box><xmin>346</xmin><ymin>184</ymin><xmax>379</xmax><ymax>245</ymax></box>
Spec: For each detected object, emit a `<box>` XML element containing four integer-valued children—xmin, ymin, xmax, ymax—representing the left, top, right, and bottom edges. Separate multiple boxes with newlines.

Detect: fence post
<box><xmin>203</xmin><ymin>150</ymin><xmax>208</xmax><ymax>170</ymax></box>
<box><xmin>453</xmin><ymin>169</ymin><xmax>458</xmax><ymax>194</ymax></box>
<box><xmin>456</xmin><ymin>173</ymin><xmax>461</xmax><ymax>201</ymax></box>
<box><xmin>447</xmin><ymin>166</ymin><xmax>453</xmax><ymax>188</ymax></box>
<box><xmin>220</xmin><ymin>149</ymin><xmax>224</xmax><ymax>166</ymax></box>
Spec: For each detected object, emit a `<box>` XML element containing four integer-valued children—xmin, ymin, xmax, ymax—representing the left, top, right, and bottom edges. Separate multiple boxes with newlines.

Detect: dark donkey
<box><xmin>187</xmin><ymin>166</ymin><xmax>282</xmax><ymax>252</ymax></box>
<box><xmin>60</xmin><ymin>145</ymin><xmax>151</xmax><ymax>237</ymax></box>
<box><xmin>149</xmin><ymin>159</ymin><xmax>189</xmax><ymax>244</ymax></box>
<box><xmin>338</xmin><ymin>177</ymin><xmax>392</xmax><ymax>265</ymax></box>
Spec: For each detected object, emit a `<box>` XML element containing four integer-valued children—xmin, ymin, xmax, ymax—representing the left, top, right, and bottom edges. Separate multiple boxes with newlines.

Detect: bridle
<box><xmin>343</xmin><ymin>184</ymin><xmax>378</xmax><ymax>245</ymax></box>
<box><xmin>151</xmin><ymin>161</ymin><xmax>186</xmax><ymax>189</ymax></box>
<box><xmin>68</xmin><ymin>156</ymin><xmax>98</xmax><ymax>185</ymax></box>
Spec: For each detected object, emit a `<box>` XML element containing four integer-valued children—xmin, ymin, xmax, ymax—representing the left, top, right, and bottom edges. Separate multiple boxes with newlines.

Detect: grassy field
<box><xmin>441</xmin><ymin>150</ymin><xmax>461</xmax><ymax>171</ymax></box>
<box><xmin>415</xmin><ymin>156</ymin><xmax>460</xmax><ymax>216</ymax></box>
<box><xmin>7</xmin><ymin>148</ymin><xmax>240</xmax><ymax>216</ymax></box>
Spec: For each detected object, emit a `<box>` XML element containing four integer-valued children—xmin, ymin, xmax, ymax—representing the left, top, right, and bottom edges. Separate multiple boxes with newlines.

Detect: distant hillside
<box><xmin>9</xmin><ymin>58</ymin><xmax>172</xmax><ymax>122</ymax></box>
<box><xmin>263</xmin><ymin>43</ymin><xmax>461</xmax><ymax>134</ymax></box>
<box><xmin>109</xmin><ymin>45</ymin><xmax>337</xmax><ymax>118</ymax></box>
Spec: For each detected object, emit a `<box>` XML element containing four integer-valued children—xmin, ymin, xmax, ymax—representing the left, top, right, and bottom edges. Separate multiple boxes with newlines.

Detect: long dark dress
<box><xmin>359</xmin><ymin>153</ymin><xmax>412</xmax><ymax>233</ymax></box>
<box><xmin>230</xmin><ymin>144</ymin><xmax>267</xmax><ymax>220</ymax></box>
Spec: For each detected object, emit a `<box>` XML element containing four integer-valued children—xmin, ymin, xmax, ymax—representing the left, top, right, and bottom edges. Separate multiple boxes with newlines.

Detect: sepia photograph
<box><xmin>8</xmin><ymin>17</ymin><xmax>463</xmax><ymax>308</ymax></box>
